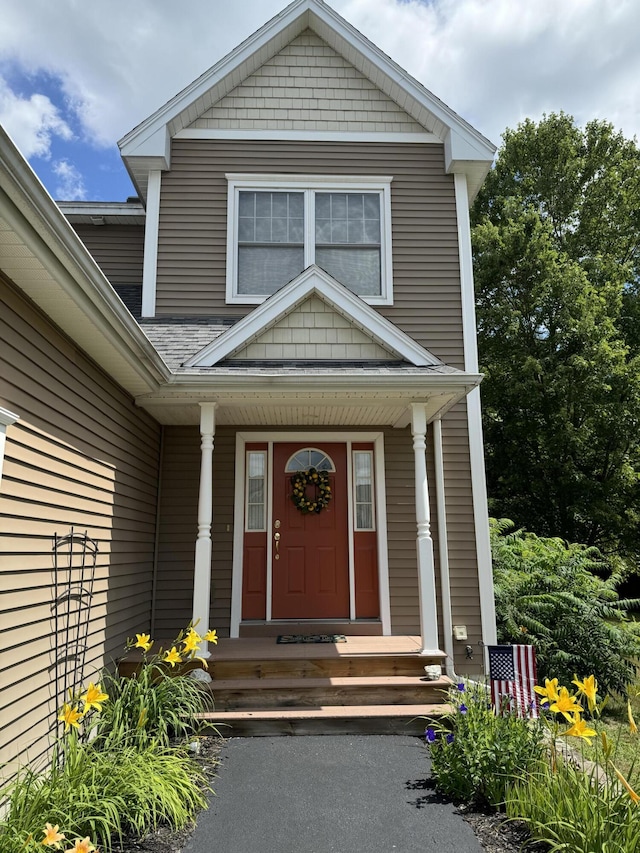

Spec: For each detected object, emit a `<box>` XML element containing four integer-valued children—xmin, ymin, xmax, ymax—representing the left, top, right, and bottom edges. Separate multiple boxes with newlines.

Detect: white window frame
<box><xmin>225</xmin><ymin>174</ymin><xmax>394</xmax><ymax>306</ymax></box>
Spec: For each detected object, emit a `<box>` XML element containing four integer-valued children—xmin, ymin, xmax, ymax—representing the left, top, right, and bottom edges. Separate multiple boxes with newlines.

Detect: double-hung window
<box><xmin>226</xmin><ymin>175</ymin><xmax>393</xmax><ymax>305</ymax></box>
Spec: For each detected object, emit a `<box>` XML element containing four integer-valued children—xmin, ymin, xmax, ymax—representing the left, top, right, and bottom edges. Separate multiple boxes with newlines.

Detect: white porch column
<box><xmin>411</xmin><ymin>404</ymin><xmax>440</xmax><ymax>655</ymax></box>
<box><xmin>193</xmin><ymin>402</ymin><xmax>217</xmax><ymax>658</ymax></box>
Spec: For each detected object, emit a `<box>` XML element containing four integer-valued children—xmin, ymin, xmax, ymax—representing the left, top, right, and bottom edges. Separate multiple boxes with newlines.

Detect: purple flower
<box><xmin>446</xmin><ymin>733</ymin><xmax>454</xmax><ymax>744</ymax></box>
<box><xmin>425</xmin><ymin>727</ymin><xmax>437</xmax><ymax>743</ymax></box>
<box><xmin>457</xmin><ymin>682</ymin><xmax>465</xmax><ymax>692</ymax></box>
<box><xmin>459</xmin><ymin>704</ymin><xmax>468</xmax><ymax>714</ymax></box>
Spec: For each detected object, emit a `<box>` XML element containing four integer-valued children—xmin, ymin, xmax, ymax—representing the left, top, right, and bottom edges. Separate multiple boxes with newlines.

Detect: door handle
<box><xmin>274</xmin><ymin>531</ymin><xmax>281</xmax><ymax>560</ymax></box>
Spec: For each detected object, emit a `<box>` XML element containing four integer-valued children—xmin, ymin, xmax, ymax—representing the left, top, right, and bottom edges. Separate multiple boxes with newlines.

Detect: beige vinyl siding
<box><xmin>71</xmin><ymin>224</ymin><xmax>144</xmax><ymax>288</ymax></box>
<box><xmin>190</xmin><ymin>30</ymin><xmax>425</xmax><ymax>134</ymax></box>
<box><xmin>155</xmin><ymin>140</ymin><xmax>464</xmax><ymax>367</ymax></box>
<box><xmin>0</xmin><ymin>275</ymin><xmax>161</xmax><ymax>773</ymax></box>
<box><xmin>153</xmin><ymin>426</ymin><xmax>235</xmax><ymax>638</ymax></box>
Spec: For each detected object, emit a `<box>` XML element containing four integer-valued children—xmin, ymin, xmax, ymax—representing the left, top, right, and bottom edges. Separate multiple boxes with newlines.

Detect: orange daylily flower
<box><xmin>42</xmin><ymin>823</ymin><xmax>65</xmax><ymax>846</ymax></box>
<box><xmin>64</xmin><ymin>838</ymin><xmax>95</xmax><ymax>853</ymax></box>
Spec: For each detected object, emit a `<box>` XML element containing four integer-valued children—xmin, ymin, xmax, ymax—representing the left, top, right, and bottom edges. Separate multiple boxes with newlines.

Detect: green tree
<box><xmin>472</xmin><ymin>114</ymin><xmax>640</xmax><ymax>559</ymax></box>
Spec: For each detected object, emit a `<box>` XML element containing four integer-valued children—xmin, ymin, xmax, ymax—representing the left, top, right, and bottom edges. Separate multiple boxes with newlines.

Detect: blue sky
<box><xmin>1</xmin><ymin>0</ymin><xmax>639</xmax><ymax>202</ymax></box>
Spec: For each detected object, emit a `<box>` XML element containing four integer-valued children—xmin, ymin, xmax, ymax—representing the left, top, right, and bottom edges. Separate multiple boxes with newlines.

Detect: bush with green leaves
<box><xmin>425</xmin><ymin>680</ymin><xmax>544</xmax><ymax>809</ymax></box>
<box><xmin>491</xmin><ymin>518</ymin><xmax>640</xmax><ymax>695</ymax></box>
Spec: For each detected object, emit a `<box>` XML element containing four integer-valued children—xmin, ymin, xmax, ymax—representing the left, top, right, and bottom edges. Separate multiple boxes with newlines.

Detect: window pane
<box><xmin>246</xmin><ymin>451</ymin><xmax>266</xmax><ymax>531</ymax></box>
<box><xmin>354</xmin><ymin>451</ymin><xmax>374</xmax><ymax>531</ymax></box>
<box><xmin>315</xmin><ymin>247</ymin><xmax>381</xmax><ymax>295</ymax></box>
<box><xmin>356</xmin><ymin>504</ymin><xmax>373</xmax><ymax>530</ymax></box>
<box><xmin>239</xmin><ymin>191</ymin><xmax>304</xmax><ymax>245</ymax></box>
<box><xmin>285</xmin><ymin>449</ymin><xmax>335</xmax><ymax>472</ymax></box>
<box><xmin>238</xmin><ymin>246</ymin><xmax>305</xmax><ymax>295</ymax></box>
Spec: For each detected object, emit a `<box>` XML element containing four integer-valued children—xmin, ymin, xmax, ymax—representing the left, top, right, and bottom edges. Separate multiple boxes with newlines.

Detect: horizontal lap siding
<box><xmin>0</xmin><ymin>276</ymin><xmax>161</xmax><ymax>772</ymax></box>
<box><xmin>154</xmin><ymin>426</ymin><xmax>235</xmax><ymax>638</ymax></box>
<box><xmin>72</xmin><ymin>224</ymin><xmax>144</xmax><ymax>287</ymax></box>
<box><xmin>156</xmin><ymin>140</ymin><xmax>464</xmax><ymax>367</ymax></box>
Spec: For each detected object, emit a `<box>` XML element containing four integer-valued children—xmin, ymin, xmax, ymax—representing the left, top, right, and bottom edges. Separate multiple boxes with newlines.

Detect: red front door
<box><xmin>271</xmin><ymin>443</ymin><xmax>350</xmax><ymax>619</ymax></box>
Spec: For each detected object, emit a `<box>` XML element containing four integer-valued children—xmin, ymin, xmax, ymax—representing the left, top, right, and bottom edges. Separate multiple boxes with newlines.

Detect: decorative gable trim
<box><xmin>119</xmin><ymin>0</ymin><xmax>495</xmax><ymax>201</ymax></box>
<box><xmin>184</xmin><ymin>265</ymin><xmax>441</xmax><ymax>367</ymax></box>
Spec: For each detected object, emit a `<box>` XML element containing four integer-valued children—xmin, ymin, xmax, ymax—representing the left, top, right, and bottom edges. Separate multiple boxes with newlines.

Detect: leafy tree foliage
<box><xmin>491</xmin><ymin>519</ymin><xmax>640</xmax><ymax>695</ymax></box>
<box><xmin>472</xmin><ymin>114</ymin><xmax>640</xmax><ymax>559</ymax></box>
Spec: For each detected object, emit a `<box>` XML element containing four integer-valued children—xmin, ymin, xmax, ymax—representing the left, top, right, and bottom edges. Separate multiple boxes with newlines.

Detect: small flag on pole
<box><xmin>488</xmin><ymin>644</ymin><xmax>538</xmax><ymax>718</ymax></box>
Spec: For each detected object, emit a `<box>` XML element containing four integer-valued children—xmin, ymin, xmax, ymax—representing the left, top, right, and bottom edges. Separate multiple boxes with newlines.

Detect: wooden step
<box><xmin>210</xmin><ymin>676</ymin><xmax>450</xmax><ymax>710</ymax></box>
<box><xmin>200</xmin><ymin>703</ymin><xmax>450</xmax><ymax>736</ymax></box>
<box><xmin>207</xmin><ymin>654</ymin><xmax>439</xmax><ymax>680</ymax></box>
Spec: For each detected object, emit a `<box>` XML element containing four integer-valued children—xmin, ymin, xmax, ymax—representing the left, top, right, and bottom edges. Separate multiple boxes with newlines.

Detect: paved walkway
<box><xmin>184</xmin><ymin>735</ymin><xmax>484</xmax><ymax>853</ymax></box>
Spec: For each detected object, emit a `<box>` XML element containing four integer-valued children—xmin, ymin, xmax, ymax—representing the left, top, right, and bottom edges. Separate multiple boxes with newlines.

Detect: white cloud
<box><xmin>52</xmin><ymin>158</ymin><xmax>87</xmax><ymax>200</ymax></box>
<box><xmin>0</xmin><ymin>0</ymin><xmax>638</xmax><ymax>156</ymax></box>
<box><xmin>0</xmin><ymin>77</ymin><xmax>73</xmax><ymax>158</ymax></box>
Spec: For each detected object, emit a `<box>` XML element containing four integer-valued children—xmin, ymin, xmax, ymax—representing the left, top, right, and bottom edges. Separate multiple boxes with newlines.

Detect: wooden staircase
<box><xmin>198</xmin><ymin>636</ymin><xmax>451</xmax><ymax>736</ymax></box>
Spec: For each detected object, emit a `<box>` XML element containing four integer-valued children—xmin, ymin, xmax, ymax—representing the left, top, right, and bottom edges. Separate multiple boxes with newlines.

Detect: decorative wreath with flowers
<box><xmin>290</xmin><ymin>467</ymin><xmax>332</xmax><ymax>514</ymax></box>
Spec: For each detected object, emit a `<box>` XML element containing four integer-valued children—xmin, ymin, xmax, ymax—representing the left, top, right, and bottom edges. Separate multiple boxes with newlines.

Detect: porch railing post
<box><xmin>411</xmin><ymin>403</ymin><xmax>440</xmax><ymax>655</ymax></box>
<box><xmin>193</xmin><ymin>402</ymin><xmax>217</xmax><ymax>658</ymax></box>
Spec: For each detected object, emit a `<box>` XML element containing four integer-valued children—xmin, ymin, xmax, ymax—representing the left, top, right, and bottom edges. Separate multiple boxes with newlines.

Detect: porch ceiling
<box><xmin>135</xmin><ymin>374</ymin><xmax>481</xmax><ymax>427</ymax></box>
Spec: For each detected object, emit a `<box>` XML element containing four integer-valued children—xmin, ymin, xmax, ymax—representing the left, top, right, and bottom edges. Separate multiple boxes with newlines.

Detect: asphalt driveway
<box><xmin>184</xmin><ymin>735</ymin><xmax>484</xmax><ymax>853</ymax></box>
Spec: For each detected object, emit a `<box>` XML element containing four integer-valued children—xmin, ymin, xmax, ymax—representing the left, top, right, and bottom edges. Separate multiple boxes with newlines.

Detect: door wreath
<box><xmin>290</xmin><ymin>467</ymin><xmax>332</xmax><ymax>514</ymax></box>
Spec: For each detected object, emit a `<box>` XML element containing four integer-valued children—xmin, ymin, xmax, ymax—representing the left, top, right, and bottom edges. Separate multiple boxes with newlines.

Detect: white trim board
<box><xmin>176</xmin><ymin>129</ymin><xmax>440</xmax><ymax>144</ymax></box>
<box><xmin>0</xmin><ymin>407</ymin><xmax>19</xmax><ymax>493</ymax></box>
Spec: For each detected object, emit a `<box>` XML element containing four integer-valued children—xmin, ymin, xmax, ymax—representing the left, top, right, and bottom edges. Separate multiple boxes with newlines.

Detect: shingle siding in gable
<box><xmin>189</xmin><ymin>31</ymin><xmax>425</xmax><ymax>134</ymax></box>
<box><xmin>156</xmin><ymin>139</ymin><xmax>464</xmax><ymax>368</ymax></box>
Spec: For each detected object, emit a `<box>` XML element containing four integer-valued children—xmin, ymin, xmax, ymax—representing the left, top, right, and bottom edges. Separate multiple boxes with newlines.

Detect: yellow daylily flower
<box><xmin>204</xmin><ymin>629</ymin><xmax>218</xmax><ymax>644</ymax></box>
<box><xmin>64</xmin><ymin>838</ymin><xmax>95</xmax><ymax>853</ymax></box>
<box><xmin>628</xmin><ymin>701</ymin><xmax>638</xmax><ymax>734</ymax></box>
<box><xmin>549</xmin><ymin>686</ymin><xmax>583</xmax><ymax>722</ymax></box>
<box><xmin>163</xmin><ymin>646</ymin><xmax>182</xmax><ymax>667</ymax></box>
<box><xmin>81</xmin><ymin>682</ymin><xmax>108</xmax><ymax>715</ymax></box>
<box><xmin>182</xmin><ymin>628</ymin><xmax>202</xmax><ymax>654</ymax></box>
<box><xmin>58</xmin><ymin>703</ymin><xmax>83</xmax><ymax>732</ymax></box>
<box><xmin>42</xmin><ymin>823</ymin><xmax>65</xmax><ymax>847</ymax></box>
<box><xmin>134</xmin><ymin>633</ymin><xmax>153</xmax><ymax>653</ymax></box>
<box><xmin>614</xmin><ymin>765</ymin><xmax>640</xmax><ymax>804</ymax></box>
<box><xmin>563</xmin><ymin>712</ymin><xmax>597</xmax><ymax>742</ymax></box>
<box><xmin>534</xmin><ymin>678</ymin><xmax>560</xmax><ymax>705</ymax></box>
<box><xmin>572</xmin><ymin>675</ymin><xmax>598</xmax><ymax>713</ymax></box>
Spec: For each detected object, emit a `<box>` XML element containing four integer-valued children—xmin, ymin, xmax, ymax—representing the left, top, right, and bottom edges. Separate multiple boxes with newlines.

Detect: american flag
<box><xmin>488</xmin><ymin>644</ymin><xmax>538</xmax><ymax>718</ymax></box>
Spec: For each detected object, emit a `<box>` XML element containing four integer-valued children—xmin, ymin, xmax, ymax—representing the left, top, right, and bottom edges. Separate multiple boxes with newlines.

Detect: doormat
<box><xmin>277</xmin><ymin>634</ymin><xmax>347</xmax><ymax>644</ymax></box>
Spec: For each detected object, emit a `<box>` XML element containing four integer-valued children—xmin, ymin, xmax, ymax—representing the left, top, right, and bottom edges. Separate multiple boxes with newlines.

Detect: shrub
<box><xmin>93</xmin><ymin>626</ymin><xmax>216</xmax><ymax>750</ymax></box>
<box><xmin>425</xmin><ymin>680</ymin><xmax>544</xmax><ymax>808</ymax></box>
<box><xmin>0</xmin><ymin>737</ymin><xmax>208</xmax><ymax>852</ymax></box>
<box><xmin>491</xmin><ymin>518</ymin><xmax>640</xmax><ymax>694</ymax></box>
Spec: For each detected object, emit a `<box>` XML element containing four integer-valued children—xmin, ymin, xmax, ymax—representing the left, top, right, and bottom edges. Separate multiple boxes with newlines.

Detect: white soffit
<box><xmin>118</xmin><ymin>0</ymin><xmax>495</xmax><ymax>201</ymax></box>
<box><xmin>185</xmin><ymin>265</ymin><xmax>442</xmax><ymax>368</ymax></box>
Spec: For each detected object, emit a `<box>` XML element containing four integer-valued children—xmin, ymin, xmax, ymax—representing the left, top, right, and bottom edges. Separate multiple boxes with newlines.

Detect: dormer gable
<box><xmin>185</xmin><ymin>265</ymin><xmax>441</xmax><ymax>367</ymax></box>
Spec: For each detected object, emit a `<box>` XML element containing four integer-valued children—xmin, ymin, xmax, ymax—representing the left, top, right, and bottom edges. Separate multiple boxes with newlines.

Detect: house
<box><xmin>0</xmin><ymin>0</ymin><xmax>497</xmax><ymax>765</ymax></box>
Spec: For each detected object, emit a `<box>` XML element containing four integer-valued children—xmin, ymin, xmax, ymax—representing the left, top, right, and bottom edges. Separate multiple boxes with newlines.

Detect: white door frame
<box><xmin>230</xmin><ymin>430</ymin><xmax>391</xmax><ymax>637</ymax></box>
